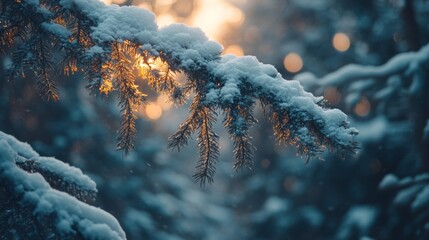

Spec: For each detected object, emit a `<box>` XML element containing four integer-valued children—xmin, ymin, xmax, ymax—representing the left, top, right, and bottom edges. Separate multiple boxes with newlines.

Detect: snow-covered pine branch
<box><xmin>379</xmin><ymin>173</ymin><xmax>429</xmax><ymax>237</ymax></box>
<box><xmin>308</xmin><ymin>43</ymin><xmax>429</xmax><ymax>89</ymax></box>
<box><xmin>0</xmin><ymin>131</ymin><xmax>125</xmax><ymax>239</ymax></box>
<box><xmin>297</xmin><ymin>43</ymin><xmax>429</xmax><ymax>168</ymax></box>
<box><xmin>1</xmin><ymin>0</ymin><xmax>358</xmax><ymax>184</ymax></box>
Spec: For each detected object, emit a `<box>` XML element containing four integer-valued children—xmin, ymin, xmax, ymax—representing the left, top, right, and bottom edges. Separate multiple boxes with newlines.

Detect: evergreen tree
<box><xmin>227</xmin><ymin>0</ymin><xmax>429</xmax><ymax>239</ymax></box>
<box><xmin>0</xmin><ymin>131</ymin><xmax>125</xmax><ymax>239</ymax></box>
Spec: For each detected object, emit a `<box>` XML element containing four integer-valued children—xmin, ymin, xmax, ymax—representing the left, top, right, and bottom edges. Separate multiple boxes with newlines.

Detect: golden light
<box><xmin>99</xmin><ymin>79</ymin><xmax>114</xmax><ymax>95</ymax></box>
<box><xmin>137</xmin><ymin>2</ymin><xmax>152</xmax><ymax>11</ymax></box>
<box><xmin>102</xmin><ymin>0</ymin><xmax>244</xmax><ymax>45</ymax></box>
<box><xmin>157</xmin><ymin>94</ymin><xmax>173</xmax><ymax>111</ymax></box>
<box><xmin>145</xmin><ymin>102</ymin><xmax>163</xmax><ymax>120</ymax></box>
<box><xmin>156</xmin><ymin>13</ymin><xmax>177</xmax><ymax>27</ymax></box>
<box><xmin>323</xmin><ymin>87</ymin><xmax>341</xmax><ymax>106</ymax></box>
<box><xmin>333</xmin><ymin>32</ymin><xmax>351</xmax><ymax>52</ymax></box>
<box><xmin>225</xmin><ymin>6</ymin><xmax>245</xmax><ymax>25</ymax></box>
<box><xmin>111</xmin><ymin>0</ymin><xmax>127</xmax><ymax>4</ymax></box>
<box><xmin>136</xmin><ymin>56</ymin><xmax>169</xmax><ymax>79</ymax></box>
<box><xmin>283</xmin><ymin>53</ymin><xmax>303</xmax><ymax>73</ymax></box>
<box><xmin>155</xmin><ymin>0</ymin><xmax>177</xmax><ymax>9</ymax></box>
<box><xmin>223</xmin><ymin>44</ymin><xmax>244</xmax><ymax>56</ymax></box>
<box><xmin>354</xmin><ymin>97</ymin><xmax>371</xmax><ymax>117</ymax></box>
<box><xmin>190</xmin><ymin>0</ymin><xmax>245</xmax><ymax>42</ymax></box>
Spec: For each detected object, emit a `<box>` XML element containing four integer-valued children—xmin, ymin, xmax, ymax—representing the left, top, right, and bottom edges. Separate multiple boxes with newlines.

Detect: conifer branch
<box><xmin>224</xmin><ymin>106</ymin><xmax>256</xmax><ymax>170</ymax></box>
<box><xmin>168</xmin><ymin>96</ymin><xmax>200</xmax><ymax>150</ymax></box>
<box><xmin>112</xmin><ymin>41</ymin><xmax>146</xmax><ymax>154</ymax></box>
<box><xmin>194</xmin><ymin>106</ymin><xmax>219</xmax><ymax>186</ymax></box>
<box><xmin>1</xmin><ymin>0</ymin><xmax>359</xmax><ymax>183</ymax></box>
<box><xmin>34</xmin><ymin>39</ymin><xmax>59</xmax><ymax>101</ymax></box>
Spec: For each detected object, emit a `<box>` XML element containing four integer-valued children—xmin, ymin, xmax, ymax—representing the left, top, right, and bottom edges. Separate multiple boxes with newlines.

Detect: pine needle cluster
<box><xmin>0</xmin><ymin>0</ymin><xmax>358</xmax><ymax>185</ymax></box>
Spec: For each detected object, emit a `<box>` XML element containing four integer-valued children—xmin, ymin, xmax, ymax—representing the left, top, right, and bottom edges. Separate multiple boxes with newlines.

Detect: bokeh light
<box><xmin>103</xmin><ymin>0</ymin><xmax>244</xmax><ymax>45</ymax></box>
<box><xmin>156</xmin><ymin>14</ymin><xmax>176</xmax><ymax>27</ymax></box>
<box><xmin>157</xmin><ymin>94</ymin><xmax>173</xmax><ymax>111</ymax></box>
<box><xmin>190</xmin><ymin>0</ymin><xmax>245</xmax><ymax>42</ymax></box>
<box><xmin>283</xmin><ymin>53</ymin><xmax>303</xmax><ymax>73</ymax></box>
<box><xmin>145</xmin><ymin>102</ymin><xmax>163</xmax><ymax>120</ymax></box>
<box><xmin>333</xmin><ymin>32</ymin><xmax>351</xmax><ymax>52</ymax></box>
<box><xmin>354</xmin><ymin>97</ymin><xmax>371</xmax><ymax>117</ymax></box>
<box><xmin>323</xmin><ymin>87</ymin><xmax>342</xmax><ymax>106</ymax></box>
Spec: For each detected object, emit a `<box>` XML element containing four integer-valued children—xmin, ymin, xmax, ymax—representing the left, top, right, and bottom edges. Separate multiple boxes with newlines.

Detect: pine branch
<box><xmin>117</xmin><ymin>99</ymin><xmax>138</xmax><ymax>155</ymax></box>
<box><xmin>1</xmin><ymin>0</ymin><xmax>361</xmax><ymax>183</ymax></box>
<box><xmin>223</xmin><ymin>106</ymin><xmax>256</xmax><ymax>170</ymax></box>
<box><xmin>168</xmin><ymin>96</ymin><xmax>200</xmax><ymax>150</ymax></box>
<box><xmin>112</xmin><ymin>42</ymin><xmax>146</xmax><ymax>154</ymax></box>
<box><xmin>34</xmin><ymin>39</ymin><xmax>59</xmax><ymax>101</ymax></box>
<box><xmin>194</xmin><ymin>106</ymin><xmax>219</xmax><ymax>186</ymax></box>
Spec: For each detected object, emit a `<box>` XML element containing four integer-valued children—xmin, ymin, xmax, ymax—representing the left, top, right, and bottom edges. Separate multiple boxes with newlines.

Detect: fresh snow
<box><xmin>25</xmin><ymin>0</ymin><xmax>358</xmax><ymax>153</ymax></box>
<box><xmin>15</xmin><ymin>0</ymin><xmax>358</xmax><ymax>159</ymax></box>
<box><xmin>0</xmin><ymin>131</ymin><xmax>125</xmax><ymax>239</ymax></box>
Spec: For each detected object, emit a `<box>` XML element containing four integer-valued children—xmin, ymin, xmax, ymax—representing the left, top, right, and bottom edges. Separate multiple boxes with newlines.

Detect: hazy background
<box><xmin>2</xmin><ymin>0</ymin><xmax>429</xmax><ymax>239</ymax></box>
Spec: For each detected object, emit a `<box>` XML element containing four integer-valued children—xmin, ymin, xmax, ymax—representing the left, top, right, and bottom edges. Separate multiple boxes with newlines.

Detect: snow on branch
<box><xmin>1</xmin><ymin>0</ymin><xmax>358</xmax><ymax>184</ymax></box>
<box><xmin>0</xmin><ymin>131</ymin><xmax>125</xmax><ymax>239</ymax></box>
<box><xmin>379</xmin><ymin>173</ymin><xmax>429</xmax><ymax>233</ymax></box>
<box><xmin>317</xmin><ymin>44</ymin><xmax>429</xmax><ymax>87</ymax></box>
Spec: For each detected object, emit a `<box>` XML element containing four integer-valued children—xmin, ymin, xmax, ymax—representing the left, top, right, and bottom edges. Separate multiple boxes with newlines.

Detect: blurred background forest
<box><xmin>2</xmin><ymin>0</ymin><xmax>429</xmax><ymax>239</ymax></box>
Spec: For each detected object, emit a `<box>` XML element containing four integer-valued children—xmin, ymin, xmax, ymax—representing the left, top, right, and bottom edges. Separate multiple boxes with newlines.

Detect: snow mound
<box><xmin>0</xmin><ymin>131</ymin><xmax>126</xmax><ymax>239</ymax></box>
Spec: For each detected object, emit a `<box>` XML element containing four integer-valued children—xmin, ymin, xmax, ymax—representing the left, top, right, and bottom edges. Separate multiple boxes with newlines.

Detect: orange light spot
<box><xmin>354</xmin><ymin>97</ymin><xmax>371</xmax><ymax>117</ymax></box>
<box><xmin>283</xmin><ymin>53</ymin><xmax>303</xmax><ymax>73</ymax></box>
<box><xmin>223</xmin><ymin>44</ymin><xmax>244</xmax><ymax>56</ymax></box>
<box><xmin>323</xmin><ymin>87</ymin><xmax>342</xmax><ymax>106</ymax></box>
<box><xmin>145</xmin><ymin>103</ymin><xmax>163</xmax><ymax>120</ymax></box>
<box><xmin>333</xmin><ymin>33</ymin><xmax>350</xmax><ymax>52</ymax></box>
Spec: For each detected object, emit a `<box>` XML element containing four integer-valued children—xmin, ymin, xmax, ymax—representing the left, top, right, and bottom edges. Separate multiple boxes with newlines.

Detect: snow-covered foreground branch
<box><xmin>0</xmin><ymin>131</ymin><xmax>126</xmax><ymax>239</ymax></box>
<box><xmin>1</xmin><ymin>0</ymin><xmax>357</xmax><ymax>184</ymax></box>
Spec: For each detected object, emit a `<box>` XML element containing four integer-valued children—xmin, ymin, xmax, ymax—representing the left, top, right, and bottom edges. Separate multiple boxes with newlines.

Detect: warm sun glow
<box><xmin>190</xmin><ymin>0</ymin><xmax>245</xmax><ymax>42</ymax></box>
<box><xmin>156</xmin><ymin>13</ymin><xmax>176</xmax><ymax>27</ymax></box>
<box><xmin>145</xmin><ymin>102</ymin><xmax>163</xmax><ymax>120</ymax></box>
<box><xmin>136</xmin><ymin>2</ymin><xmax>152</xmax><ymax>11</ymax></box>
<box><xmin>136</xmin><ymin>56</ymin><xmax>170</xmax><ymax>79</ymax></box>
<box><xmin>283</xmin><ymin>53</ymin><xmax>303</xmax><ymax>73</ymax></box>
<box><xmin>223</xmin><ymin>44</ymin><xmax>244</xmax><ymax>56</ymax></box>
<box><xmin>333</xmin><ymin>32</ymin><xmax>351</xmax><ymax>52</ymax></box>
<box><xmin>102</xmin><ymin>0</ymin><xmax>244</xmax><ymax>45</ymax></box>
